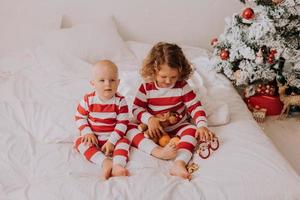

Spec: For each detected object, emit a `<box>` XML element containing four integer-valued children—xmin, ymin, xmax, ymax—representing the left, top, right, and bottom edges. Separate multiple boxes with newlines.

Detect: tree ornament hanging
<box><xmin>267</xmin><ymin>48</ymin><xmax>277</xmax><ymax>64</ymax></box>
<box><xmin>268</xmin><ymin>54</ymin><xmax>275</xmax><ymax>64</ymax></box>
<box><xmin>211</xmin><ymin>0</ymin><xmax>300</xmax><ymax>113</ymax></box>
<box><xmin>270</xmin><ymin>48</ymin><xmax>277</xmax><ymax>55</ymax></box>
<box><xmin>268</xmin><ymin>57</ymin><xmax>274</xmax><ymax>64</ymax></box>
<box><xmin>210</xmin><ymin>38</ymin><xmax>218</xmax><ymax>47</ymax></box>
<box><xmin>220</xmin><ymin>49</ymin><xmax>230</xmax><ymax>60</ymax></box>
<box><xmin>242</xmin><ymin>7</ymin><xmax>255</xmax><ymax>20</ymax></box>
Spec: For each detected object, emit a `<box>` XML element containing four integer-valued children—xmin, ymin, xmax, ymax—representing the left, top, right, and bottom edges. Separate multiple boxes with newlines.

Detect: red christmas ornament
<box><xmin>242</xmin><ymin>8</ymin><xmax>255</xmax><ymax>20</ymax></box>
<box><xmin>269</xmin><ymin>53</ymin><xmax>275</xmax><ymax>59</ymax></box>
<box><xmin>254</xmin><ymin>83</ymin><xmax>276</xmax><ymax>96</ymax></box>
<box><xmin>268</xmin><ymin>50</ymin><xmax>276</xmax><ymax>64</ymax></box>
<box><xmin>210</xmin><ymin>38</ymin><xmax>218</xmax><ymax>46</ymax></box>
<box><xmin>270</xmin><ymin>48</ymin><xmax>277</xmax><ymax>55</ymax></box>
<box><xmin>268</xmin><ymin>57</ymin><xmax>274</xmax><ymax>64</ymax></box>
<box><xmin>220</xmin><ymin>49</ymin><xmax>230</xmax><ymax>60</ymax></box>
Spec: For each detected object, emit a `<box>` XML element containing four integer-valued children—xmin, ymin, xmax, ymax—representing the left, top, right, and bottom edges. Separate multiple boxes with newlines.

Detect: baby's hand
<box><xmin>148</xmin><ymin>117</ymin><xmax>165</xmax><ymax>140</ymax></box>
<box><xmin>81</xmin><ymin>133</ymin><xmax>98</xmax><ymax>147</ymax></box>
<box><xmin>195</xmin><ymin>127</ymin><xmax>215</xmax><ymax>142</ymax></box>
<box><xmin>101</xmin><ymin>141</ymin><xmax>115</xmax><ymax>156</ymax></box>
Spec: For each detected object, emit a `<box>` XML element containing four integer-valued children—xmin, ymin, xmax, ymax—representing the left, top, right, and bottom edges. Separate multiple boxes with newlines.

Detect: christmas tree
<box><xmin>211</xmin><ymin>0</ymin><xmax>300</xmax><ymax>96</ymax></box>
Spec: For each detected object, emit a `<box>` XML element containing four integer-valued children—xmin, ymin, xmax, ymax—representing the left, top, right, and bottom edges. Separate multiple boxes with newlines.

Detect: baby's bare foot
<box><xmin>112</xmin><ymin>164</ymin><xmax>129</xmax><ymax>177</ymax></box>
<box><xmin>151</xmin><ymin>143</ymin><xmax>177</xmax><ymax>160</ymax></box>
<box><xmin>101</xmin><ymin>158</ymin><xmax>113</xmax><ymax>180</ymax></box>
<box><xmin>170</xmin><ymin>160</ymin><xmax>191</xmax><ymax>180</ymax></box>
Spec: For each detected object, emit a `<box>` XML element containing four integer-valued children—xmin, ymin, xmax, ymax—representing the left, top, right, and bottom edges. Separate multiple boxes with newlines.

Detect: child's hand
<box><xmin>81</xmin><ymin>133</ymin><xmax>98</xmax><ymax>146</ymax></box>
<box><xmin>148</xmin><ymin>117</ymin><xmax>165</xmax><ymax>140</ymax></box>
<box><xmin>101</xmin><ymin>141</ymin><xmax>115</xmax><ymax>156</ymax></box>
<box><xmin>195</xmin><ymin>127</ymin><xmax>215</xmax><ymax>142</ymax></box>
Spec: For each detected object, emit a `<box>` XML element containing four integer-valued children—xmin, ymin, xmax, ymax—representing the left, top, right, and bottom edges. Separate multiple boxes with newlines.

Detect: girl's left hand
<box><xmin>147</xmin><ymin>116</ymin><xmax>164</xmax><ymax>140</ymax></box>
<box><xmin>195</xmin><ymin>127</ymin><xmax>215</xmax><ymax>142</ymax></box>
<box><xmin>101</xmin><ymin>141</ymin><xmax>115</xmax><ymax>156</ymax></box>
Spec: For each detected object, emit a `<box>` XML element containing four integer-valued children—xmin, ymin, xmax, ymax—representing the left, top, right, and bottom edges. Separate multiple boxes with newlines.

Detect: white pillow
<box><xmin>41</xmin><ymin>18</ymin><xmax>136</xmax><ymax>64</ymax></box>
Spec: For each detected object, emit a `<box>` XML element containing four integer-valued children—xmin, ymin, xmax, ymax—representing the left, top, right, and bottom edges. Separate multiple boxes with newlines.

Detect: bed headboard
<box><xmin>1</xmin><ymin>0</ymin><xmax>243</xmax><ymax>50</ymax></box>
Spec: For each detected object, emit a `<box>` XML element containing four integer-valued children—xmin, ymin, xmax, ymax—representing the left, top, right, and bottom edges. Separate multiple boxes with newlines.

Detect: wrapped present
<box><xmin>252</xmin><ymin>106</ymin><xmax>267</xmax><ymax>122</ymax></box>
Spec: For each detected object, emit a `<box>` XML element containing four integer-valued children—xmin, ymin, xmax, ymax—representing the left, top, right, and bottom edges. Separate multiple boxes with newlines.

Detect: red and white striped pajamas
<box><xmin>74</xmin><ymin>91</ymin><xmax>130</xmax><ymax>167</ymax></box>
<box><xmin>127</xmin><ymin>81</ymin><xmax>207</xmax><ymax>164</ymax></box>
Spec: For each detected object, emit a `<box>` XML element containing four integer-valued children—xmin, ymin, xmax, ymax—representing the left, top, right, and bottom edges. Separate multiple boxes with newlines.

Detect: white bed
<box><xmin>1</xmin><ymin>39</ymin><xmax>300</xmax><ymax>199</ymax></box>
<box><xmin>1</xmin><ymin>1</ymin><xmax>300</xmax><ymax>199</ymax></box>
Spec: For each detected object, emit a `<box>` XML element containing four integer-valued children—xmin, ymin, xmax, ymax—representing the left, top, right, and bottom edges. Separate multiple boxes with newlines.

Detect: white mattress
<box><xmin>0</xmin><ymin>44</ymin><xmax>299</xmax><ymax>200</ymax></box>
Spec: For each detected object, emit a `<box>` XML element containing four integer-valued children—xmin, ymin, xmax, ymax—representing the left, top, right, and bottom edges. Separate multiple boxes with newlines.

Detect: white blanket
<box><xmin>0</xmin><ymin>46</ymin><xmax>299</xmax><ymax>200</ymax></box>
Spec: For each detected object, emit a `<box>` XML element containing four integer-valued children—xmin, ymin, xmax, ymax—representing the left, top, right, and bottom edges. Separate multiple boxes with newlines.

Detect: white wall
<box><xmin>0</xmin><ymin>0</ymin><xmax>244</xmax><ymax>50</ymax></box>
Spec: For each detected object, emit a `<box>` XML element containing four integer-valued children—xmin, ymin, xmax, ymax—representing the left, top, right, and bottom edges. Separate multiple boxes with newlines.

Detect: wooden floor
<box><xmin>259</xmin><ymin>115</ymin><xmax>300</xmax><ymax>176</ymax></box>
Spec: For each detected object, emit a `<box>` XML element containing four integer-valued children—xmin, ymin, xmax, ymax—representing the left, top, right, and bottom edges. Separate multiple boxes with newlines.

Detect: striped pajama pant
<box><xmin>126</xmin><ymin>122</ymin><xmax>197</xmax><ymax>164</ymax></box>
<box><xmin>74</xmin><ymin>137</ymin><xmax>130</xmax><ymax>167</ymax></box>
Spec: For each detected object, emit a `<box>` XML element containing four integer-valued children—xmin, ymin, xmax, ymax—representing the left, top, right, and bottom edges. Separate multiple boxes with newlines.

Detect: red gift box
<box><xmin>245</xmin><ymin>95</ymin><xmax>283</xmax><ymax>116</ymax></box>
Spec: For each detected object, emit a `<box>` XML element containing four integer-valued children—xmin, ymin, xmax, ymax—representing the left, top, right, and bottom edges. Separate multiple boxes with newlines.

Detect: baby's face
<box><xmin>155</xmin><ymin>64</ymin><xmax>179</xmax><ymax>88</ymax></box>
<box><xmin>91</xmin><ymin>63</ymin><xmax>120</xmax><ymax>101</ymax></box>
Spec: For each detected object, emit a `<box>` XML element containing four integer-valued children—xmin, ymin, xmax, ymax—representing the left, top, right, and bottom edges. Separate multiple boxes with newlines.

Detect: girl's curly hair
<box><xmin>140</xmin><ymin>42</ymin><xmax>193</xmax><ymax>81</ymax></box>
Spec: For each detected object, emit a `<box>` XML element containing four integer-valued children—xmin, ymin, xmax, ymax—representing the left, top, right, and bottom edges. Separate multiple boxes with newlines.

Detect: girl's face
<box><xmin>155</xmin><ymin>64</ymin><xmax>179</xmax><ymax>88</ymax></box>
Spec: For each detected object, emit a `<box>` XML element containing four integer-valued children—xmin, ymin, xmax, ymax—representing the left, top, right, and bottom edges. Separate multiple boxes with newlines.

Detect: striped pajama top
<box><xmin>75</xmin><ymin>91</ymin><xmax>129</xmax><ymax>145</ymax></box>
<box><xmin>132</xmin><ymin>81</ymin><xmax>207</xmax><ymax>130</ymax></box>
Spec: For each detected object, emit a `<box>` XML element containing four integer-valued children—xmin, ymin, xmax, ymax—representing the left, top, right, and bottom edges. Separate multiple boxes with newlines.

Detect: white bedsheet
<box><xmin>0</xmin><ymin>46</ymin><xmax>299</xmax><ymax>200</ymax></box>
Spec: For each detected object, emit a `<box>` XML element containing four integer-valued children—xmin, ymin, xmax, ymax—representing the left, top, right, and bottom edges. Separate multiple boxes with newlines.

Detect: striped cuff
<box><xmin>141</xmin><ymin>112</ymin><xmax>153</xmax><ymax>124</ymax></box>
<box><xmin>108</xmin><ymin>132</ymin><xmax>121</xmax><ymax>145</ymax></box>
<box><xmin>175</xmin><ymin>149</ymin><xmax>193</xmax><ymax>164</ymax></box>
<box><xmin>113</xmin><ymin>156</ymin><xmax>127</xmax><ymax>167</ymax></box>
<box><xmin>80</xmin><ymin>127</ymin><xmax>93</xmax><ymax>136</ymax></box>
<box><xmin>140</xmin><ymin>139</ymin><xmax>158</xmax><ymax>155</ymax></box>
<box><xmin>90</xmin><ymin>152</ymin><xmax>106</xmax><ymax>166</ymax></box>
<box><xmin>196</xmin><ymin>120</ymin><xmax>208</xmax><ymax>128</ymax></box>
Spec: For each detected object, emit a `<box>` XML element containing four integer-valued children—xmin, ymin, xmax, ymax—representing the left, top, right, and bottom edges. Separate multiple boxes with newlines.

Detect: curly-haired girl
<box><xmin>127</xmin><ymin>42</ymin><xmax>214</xmax><ymax>180</ymax></box>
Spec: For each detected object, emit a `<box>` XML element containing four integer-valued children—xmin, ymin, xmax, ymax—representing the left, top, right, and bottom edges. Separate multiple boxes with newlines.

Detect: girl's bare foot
<box><xmin>151</xmin><ymin>143</ymin><xmax>177</xmax><ymax>160</ymax></box>
<box><xmin>101</xmin><ymin>158</ymin><xmax>113</xmax><ymax>180</ymax></box>
<box><xmin>112</xmin><ymin>164</ymin><xmax>129</xmax><ymax>177</ymax></box>
<box><xmin>170</xmin><ymin>160</ymin><xmax>191</xmax><ymax>180</ymax></box>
